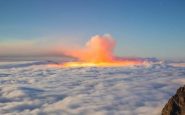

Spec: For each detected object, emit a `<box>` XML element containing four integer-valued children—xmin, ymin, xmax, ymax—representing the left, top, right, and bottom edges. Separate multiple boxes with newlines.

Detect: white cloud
<box><xmin>0</xmin><ymin>60</ymin><xmax>185</xmax><ymax>115</ymax></box>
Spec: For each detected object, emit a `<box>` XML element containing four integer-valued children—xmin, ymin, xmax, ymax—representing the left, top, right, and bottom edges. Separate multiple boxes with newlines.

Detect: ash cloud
<box><xmin>64</xmin><ymin>34</ymin><xmax>116</xmax><ymax>62</ymax></box>
<box><xmin>62</xmin><ymin>34</ymin><xmax>147</xmax><ymax>66</ymax></box>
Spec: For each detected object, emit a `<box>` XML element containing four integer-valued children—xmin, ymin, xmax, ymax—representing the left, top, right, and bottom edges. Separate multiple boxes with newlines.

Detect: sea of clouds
<box><xmin>0</xmin><ymin>60</ymin><xmax>185</xmax><ymax>115</ymax></box>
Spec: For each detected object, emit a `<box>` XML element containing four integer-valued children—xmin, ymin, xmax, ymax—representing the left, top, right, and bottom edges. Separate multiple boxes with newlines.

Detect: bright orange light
<box><xmin>48</xmin><ymin>60</ymin><xmax>145</xmax><ymax>68</ymax></box>
<box><xmin>62</xmin><ymin>61</ymin><xmax>143</xmax><ymax>67</ymax></box>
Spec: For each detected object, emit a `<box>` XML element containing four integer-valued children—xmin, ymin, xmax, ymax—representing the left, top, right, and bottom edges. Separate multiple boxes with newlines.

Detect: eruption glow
<box><xmin>64</xmin><ymin>35</ymin><xmax>115</xmax><ymax>63</ymax></box>
<box><xmin>50</xmin><ymin>35</ymin><xmax>147</xmax><ymax>67</ymax></box>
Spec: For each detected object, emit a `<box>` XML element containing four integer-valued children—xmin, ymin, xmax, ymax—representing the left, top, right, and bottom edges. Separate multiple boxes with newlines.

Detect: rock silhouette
<box><xmin>162</xmin><ymin>85</ymin><xmax>185</xmax><ymax>115</ymax></box>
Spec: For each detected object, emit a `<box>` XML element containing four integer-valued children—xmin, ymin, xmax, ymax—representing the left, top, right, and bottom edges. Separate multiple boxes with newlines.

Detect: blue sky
<box><xmin>0</xmin><ymin>0</ymin><xmax>185</xmax><ymax>59</ymax></box>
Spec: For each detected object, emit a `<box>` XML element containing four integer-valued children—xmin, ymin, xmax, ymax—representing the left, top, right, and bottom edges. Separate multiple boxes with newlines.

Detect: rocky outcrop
<box><xmin>162</xmin><ymin>85</ymin><xmax>185</xmax><ymax>115</ymax></box>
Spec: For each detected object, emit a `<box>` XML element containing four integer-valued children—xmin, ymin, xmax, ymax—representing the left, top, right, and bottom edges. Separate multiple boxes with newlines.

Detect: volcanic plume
<box><xmin>64</xmin><ymin>34</ymin><xmax>115</xmax><ymax>63</ymax></box>
<box><xmin>58</xmin><ymin>34</ymin><xmax>146</xmax><ymax>67</ymax></box>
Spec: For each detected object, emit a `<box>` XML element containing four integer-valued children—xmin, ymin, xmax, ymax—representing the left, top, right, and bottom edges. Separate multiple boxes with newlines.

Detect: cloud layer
<box><xmin>0</xmin><ymin>60</ymin><xmax>185</xmax><ymax>115</ymax></box>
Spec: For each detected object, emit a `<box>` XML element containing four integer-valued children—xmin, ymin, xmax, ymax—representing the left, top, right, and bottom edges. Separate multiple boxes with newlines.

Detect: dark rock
<box><xmin>162</xmin><ymin>85</ymin><xmax>185</xmax><ymax>115</ymax></box>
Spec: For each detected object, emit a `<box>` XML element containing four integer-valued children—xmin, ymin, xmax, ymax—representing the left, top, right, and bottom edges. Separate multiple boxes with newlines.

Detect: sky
<box><xmin>0</xmin><ymin>0</ymin><xmax>185</xmax><ymax>59</ymax></box>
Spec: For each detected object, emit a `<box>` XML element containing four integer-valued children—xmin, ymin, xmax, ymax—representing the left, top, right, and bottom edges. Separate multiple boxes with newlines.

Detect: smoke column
<box><xmin>47</xmin><ymin>34</ymin><xmax>148</xmax><ymax>67</ymax></box>
<box><xmin>64</xmin><ymin>34</ymin><xmax>117</xmax><ymax>62</ymax></box>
